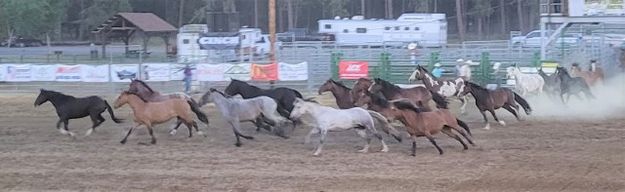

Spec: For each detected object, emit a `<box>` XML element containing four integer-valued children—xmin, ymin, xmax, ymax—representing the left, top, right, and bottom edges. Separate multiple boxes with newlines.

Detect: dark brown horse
<box><xmin>368</xmin><ymin>78</ymin><xmax>433</xmax><ymax>110</ymax></box>
<box><xmin>127</xmin><ymin>79</ymin><xmax>209</xmax><ymax>132</ymax></box>
<box><xmin>458</xmin><ymin>81</ymin><xmax>531</xmax><ymax>130</ymax></box>
<box><xmin>351</xmin><ymin>78</ymin><xmax>373</xmax><ymax>104</ymax></box>
<box><xmin>389</xmin><ymin>99</ymin><xmax>474</xmax><ymax>155</ymax></box>
<box><xmin>318</xmin><ymin>79</ymin><xmax>354</xmax><ymax>109</ymax></box>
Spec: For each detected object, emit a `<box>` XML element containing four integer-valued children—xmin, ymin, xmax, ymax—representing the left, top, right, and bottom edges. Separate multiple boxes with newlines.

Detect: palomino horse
<box><xmin>538</xmin><ymin>68</ymin><xmax>561</xmax><ymax>98</ymax></box>
<box><xmin>114</xmin><ymin>91</ymin><xmax>202</xmax><ymax>145</ymax></box>
<box><xmin>127</xmin><ymin>79</ymin><xmax>209</xmax><ymax>130</ymax></box>
<box><xmin>354</xmin><ymin>90</ymin><xmax>472</xmax><ymax>136</ymax></box>
<box><xmin>506</xmin><ymin>66</ymin><xmax>545</xmax><ymax>96</ymax></box>
<box><xmin>389</xmin><ymin>99</ymin><xmax>474</xmax><ymax>155</ymax></box>
<box><xmin>409</xmin><ymin>65</ymin><xmax>468</xmax><ymax>113</ymax></box>
<box><xmin>570</xmin><ymin>63</ymin><xmax>604</xmax><ymax>87</ymax></box>
<box><xmin>289</xmin><ymin>98</ymin><xmax>396</xmax><ymax>156</ymax></box>
<box><xmin>368</xmin><ymin>78</ymin><xmax>433</xmax><ymax>110</ymax></box>
<box><xmin>199</xmin><ymin>88</ymin><xmax>289</xmax><ymax>147</ymax></box>
<box><xmin>34</xmin><ymin>89</ymin><xmax>124</xmax><ymax>137</ymax></box>
<box><xmin>458</xmin><ymin>81</ymin><xmax>532</xmax><ymax>130</ymax></box>
<box><xmin>318</xmin><ymin>79</ymin><xmax>354</xmax><ymax>109</ymax></box>
<box><xmin>555</xmin><ymin>66</ymin><xmax>596</xmax><ymax>104</ymax></box>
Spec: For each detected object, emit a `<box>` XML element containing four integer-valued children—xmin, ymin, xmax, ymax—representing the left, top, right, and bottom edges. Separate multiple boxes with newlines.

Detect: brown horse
<box><xmin>127</xmin><ymin>79</ymin><xmax>209</xmax><ymax>131</ymax></box>
<box><xmin>368</xmin><ymin>78</ymin><xmax>433</xmax><ymax>110</ymax></box>
<box><xmin>114</xmin><ymin>91</ymin><xmax>201</xmax><ymax>145</ymax></box>
<box><xmin>458</xmin><ymin>81</ymin><xmax>531</xmax><ymax>130</ymax></box>
<box><xmin>570</xmin><ymin>62</ymin><xmax>604</xmax><ymax>87</ymax></box>
<box><xmin>351</xmin><ymin>78</ymin><xmax>373</xmax><ymax>104</ymax></box>
<box><xmin>318</xmin><ymin>79</ymin><xmax>354</xmax><ymax>109</ymax></box>
<box><xmin>389</xmin><ymin>99</ymin><xmax>474</xmax><ymax>155</ymax></box>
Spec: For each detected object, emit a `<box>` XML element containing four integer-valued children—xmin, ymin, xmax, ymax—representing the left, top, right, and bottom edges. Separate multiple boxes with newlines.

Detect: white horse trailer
<box><xmin>318</xmin><ymin>13</ymin><xmax>447</xmax><ymax>47</ymax></box>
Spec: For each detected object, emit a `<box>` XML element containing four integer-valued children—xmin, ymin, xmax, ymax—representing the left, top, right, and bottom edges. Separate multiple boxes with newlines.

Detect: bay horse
<box><xmin>538</xmin><ymin>68</ymin><xmax>561</xmax><ymax>98</ymax></box>
<box><xmin>224</xmin><ymin>79</ymin><xmax>302</xmax><ymax>119</ymax></box>
<box><xmin>506</xmin><ymin>66</ymin><xmax>545</xmax><ymax>96</ymax></box>
<box><xmin>354</xmin><ymin>90</ymin><xmax>472</xmax><ymax>136</ymax></box>
<box><xmin>127</xmin><ymin>79</ymin><xmax>209</xmax><ymax>130</ymax></box>
<box><xmin>570</xmin><ymin>63</ymin><xmax>604</xmax><ymax>87</ymax></box>
<box><xmin>199</xmin><ymin>88</ymin><xmax>289</xmax><ymax>147</ymax></box>
<box><xmin>34</xmin><ymin>89</ymin><xmax>124</xmax><ymax>137</ymax></box>
<box><xmin>458</xmin><ymin>81</ymin><xmax>532</xmax><ymax>130</ymax></box>
<box><xmin>555</xmin><ymin>66</ymin><xmax>596</xmax><ymax>104</ymax></box>
<box><xmin>368</xmin><ymin>78</ymin><xmax>433</xmax><ymax>110</ymax></box>
<box><xmin>351</xmin><ymin>78</ymin><xmax>373</xmax><ymax>104</ymax></box>
<box><xmin>409</xmin><ymin>65</ymin><xmax>468</xmax><ymax>113</ymax></box>
<box><xmin>389</xmin><ymin>99</ymin><xmax>474</xmax><ymax>155</ymax></box>
<box><xmin>289</xmin><ymin>98</ymin><xmax>394</xmax><ymax>156</ymax></box>
<box><xmin>318</xmin><ymin>79</ymin><xmax>354</xmax><ymax>109</ymax></box>
<box><xmin>113</xmin><ymin>91</ymin><xmax>201</xmax><ymax>145</ymax></box>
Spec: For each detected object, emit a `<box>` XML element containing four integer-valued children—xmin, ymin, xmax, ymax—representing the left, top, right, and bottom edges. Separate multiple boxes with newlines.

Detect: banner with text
<box><xmin>196</xmin><ymin>63</ymin><xmax>230</xmax><ymax>81</ymax></box>
<box><xmin>81</xmin><ymin>65</ymin><xmax>110</xmax><ymax>82</ymax></box>
<box><xmin>141</xmin><ymin>63</ymin><xmax>170</xmax><ymax>81</ymax></box>
<box><xmin>55</xmin><ymin>65</ymin><xmax>82</xmax><ymax>82</ymax></box>
<box><xmin>222</xmin><ymin>63</ymin><xmax>251</xmax><ymax>81</ymax></box>
<box><xmin>251</xmin><ymin>63</ymin><xmax>278</xmax><ymax>81</ymax></box>
<box><xmin>0</xmin><ymin>65</ymin><xmax>6</xmax><ymax>81</ymax></box>
<box><xmin>5</xmin><ymin>64</ymin><xmax>32</xmax><ymax>82</ymax></box>
<box><xmin>110</xmin><ymin>64</ymin><xmax>139</xmax><ymax>82</ymax></box>
<box><xmin>278</xmin><ymin>62</ymin><xmax>308</xmax><ymax>81</ymax></box>
<box><xmin>31</xmin><ymin>65</ymin><xmax>57</xmax><ymax>81</ymax></box>
<box><xmin>338</xmin><ymin>60</ymin><xmax>368</xmax><ymax>79</ymax></box>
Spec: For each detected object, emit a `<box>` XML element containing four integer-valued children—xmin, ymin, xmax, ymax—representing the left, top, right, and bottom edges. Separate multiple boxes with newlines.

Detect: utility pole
<box><xmin>269</xmin><ymin>0</ymin><xmax>276</xmax><ymax>62</ymax></box>
<box><xmin>361</xmin><ymin>0</ymin><xmax>365</xmax><ymax>16</ymax></box>
<box><xmin>178</xmin><ymin>0</ymin><xmax>185</xmax><ymax>27</ymax></box>
<box><xmin>254</xmin><ymin>0</ymin><xmax>258</xmax><ymax>28</ymax></box>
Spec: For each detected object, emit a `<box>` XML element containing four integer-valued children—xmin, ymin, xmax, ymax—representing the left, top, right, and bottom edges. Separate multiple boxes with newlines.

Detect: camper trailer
<box><xmin>318</xmin><ymin>13</ymin><xmax>447</xmax><ymax>47</ymax></box>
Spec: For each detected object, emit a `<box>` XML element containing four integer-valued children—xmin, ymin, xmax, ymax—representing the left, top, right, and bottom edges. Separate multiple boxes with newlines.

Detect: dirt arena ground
<box><xmin>1</xmin><ymin>90</ymin><xmax>625</xmax><ymax>191</ymax></box>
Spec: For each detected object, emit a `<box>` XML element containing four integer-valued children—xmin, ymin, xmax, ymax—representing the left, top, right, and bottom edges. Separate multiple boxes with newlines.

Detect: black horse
<box><xmin>224</xmin><ymin>79</ymin><xmax>303</xmax><ymax>118</ymax></box>
<box><xmin>34</xmin><ymin>89</ymin><xmax>124</xmax><ymax>137</ymax></box>
<box><xmin>555</xmin><ymin>66</ymin><xmax>595</xmax><ymax>104</ymax></box>
<box><xmin>538</xmin><ymin>68</ymin><xmax>561</xmax><ymax>98</ymax></box>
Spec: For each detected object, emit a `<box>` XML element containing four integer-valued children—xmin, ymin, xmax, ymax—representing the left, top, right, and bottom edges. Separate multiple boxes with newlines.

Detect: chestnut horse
<box><xmin>351</xmin><ymin>78</ymin><xmax>373</xmax><ymax>105</ymax></box>
<box><xmin>318</xmin><ymin>79</ymin><xmax>354</xmax><ymax>109</ymax></box>
<box><xmin>389</xmin><ymin>99</ymin><xmax>474</xmax><ymax>155</ymax></box>
<box><xmin>368</xmin><ymin>78</ymin><xmax>433</xmax><ymax>110</ymax></box>
<box><xmin>570</xmin><ymin>63</ymin><xmax>604</xmax><ymax>87</ymax></box>
<box><xmin>114</xmin><ymin>91</ymin><xmax>201</xmax><ymax>145</ymax></box>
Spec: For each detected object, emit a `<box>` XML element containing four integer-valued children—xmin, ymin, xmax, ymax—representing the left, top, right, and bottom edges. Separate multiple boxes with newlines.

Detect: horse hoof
<box><xmin>357</xmin><ymin>149</ymin><xmax>369</xmax><ymax>153</ymax></box>
<box><xmin>411</xmin><ymin>153</ymin><xmax>416</xmax><ymax>157</ymax></box>
<box><xmin>381</xmin><ymin>147</ymin><xmax>389</xmax><ymax>153</ymax></box>
<box><xmin>169</xmin><ymin>130</ymin><xmax>177</xmax><ymax>136</ymax></box>
<box><xmin>120</xmin><ymin>140</ymin><xmax>127</xmax><ymax>144</ymax></box>
<box><xmin>197</xmin><ymin>131</ymin><xmax>205</xmax><ymax>136</ymax></box>
<box><xmin>313</xmin><ymin>152</ymin><xmax>321</xmax><ymax>156</ymax></box>
<box><xmin>483</xmin><ymin>124</ymin><xmax>491</xmax><ymax>130</ymax></box>
<box><xmin>498</xmin><ymin>121</ymin><xmax>506</xmax><ymax>126</ymax></box>
<box><xmin>85</xmin><ymin>129</ymin><xmax>93</xmax><ymax>136</ymax></box>
<box><xmin>235</xmin><ymin>143</ymin><xmax>242</xmax><ymax>147</ymax></box>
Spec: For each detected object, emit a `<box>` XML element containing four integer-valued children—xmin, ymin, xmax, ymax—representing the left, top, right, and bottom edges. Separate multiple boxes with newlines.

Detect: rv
<box><xmin>177</xmin><ymin>25</ymin><xmax>273</xmax><ymax>63</ymax></box>
<box><xmin>318</xmin><ymin>13</ymin><xmax>447</xmax><ymax>47</ymax></box>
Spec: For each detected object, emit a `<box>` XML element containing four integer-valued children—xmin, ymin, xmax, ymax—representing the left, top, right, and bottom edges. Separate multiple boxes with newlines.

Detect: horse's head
<box><xmin>389</xmin><ymin>99</ymin><xmax>422</xmax><ymax>118</ymax></box>
<box><xmin>353</xmin><ymin>91</ymin><xmax>371</xmax><ymax>107</ymax></box>
<box><xmin>368</xmin><ymin>78</ymin><xmax>384</xmax><ymax>93</ymax></box>
<box><xmin>224</xmin><ymin>79</ymin><xmax>244</xmax><ymax>96</ymax></box>
<box><xmin>113</xmin><ymin>91</ymin><xmax>132</xmax><ymax>109</ymax></box>
<box><xmin>457</xmin><ymin>81</ymin><xmax>473</xmax><ymax>97</ymax></box>
<box><xmin>408</xmin><ymin>66</ymin><xmax>427</xmax><ymax>82</ymax></box>
<box><xmin>128</xmin><ymin>79</ymin><xmax>154</xmax><ymax>96</ymax></box>
<box><xmin>505</xmin><ymin>67</ymin><xmax>519</xmax><ymax>79</ymax></box>
<box><xmin>34</xmin><ymin>89</ymin><xmax>50</xmax><ymax>106</ymax></box>
<box><xmin>318</xmin><ymin>79</ymin><xmax>335</xmax><ymax>95</ymax></box>
<box><xmin>290</xmin><ymin>98</ymin><xmax>312</xmax><ymax>120</ymax></box>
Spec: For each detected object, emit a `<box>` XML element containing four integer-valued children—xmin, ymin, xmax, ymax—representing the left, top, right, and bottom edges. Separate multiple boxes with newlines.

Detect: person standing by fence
<box><xmin>181</xmin><ymin>64</ymin><xmax>193</xmax><ymax>94</ymax></box>
<box><xmin>431</xmin><ymin>63</ymin><xmax>444</xmax><ymax>78</ymax></box>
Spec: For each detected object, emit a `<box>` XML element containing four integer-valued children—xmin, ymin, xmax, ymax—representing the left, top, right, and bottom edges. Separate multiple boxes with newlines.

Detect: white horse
<box><xmin>409</xmin><ymin>65</ymin><xmax>469</xmax><ymax>114</ymax></box>
<box><xmin>289</xmin><ymin>98</ymin><xmax>391</xmax><ymax>156</ymax></box>
<box><xmin>506</xmin><ymin>67</ymin><xmax>545</xmax><ymax>96</ymax></box>
<box><xmin>199</xmin><ymin>88</ymin><xmax>289</xmax><ymax>147</ymax></box>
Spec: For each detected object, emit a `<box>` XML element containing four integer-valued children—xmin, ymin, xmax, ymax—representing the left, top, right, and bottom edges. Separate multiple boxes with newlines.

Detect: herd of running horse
<box><xmin>32</xmin><ymin>62</ymin><xmax>604</xmax><ymax>156</ymax></box>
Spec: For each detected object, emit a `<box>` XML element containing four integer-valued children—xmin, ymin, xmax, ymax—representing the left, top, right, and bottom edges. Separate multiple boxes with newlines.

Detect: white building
<box><xmin>318</xmin><ymin>13</ymin><xmax>447</xmax><ymax>47</ymax></box>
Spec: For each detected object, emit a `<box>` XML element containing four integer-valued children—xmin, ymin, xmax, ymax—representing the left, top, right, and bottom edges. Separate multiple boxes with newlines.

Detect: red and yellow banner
<box><xmin>339</xmin><ymin>60</ymin><xmax>368</xmax><ymax>79</ymax></box>
<box><xmin>251</xmin><ymin>63</ymin><xmax>278</xmax><ymax>81</ymax></box>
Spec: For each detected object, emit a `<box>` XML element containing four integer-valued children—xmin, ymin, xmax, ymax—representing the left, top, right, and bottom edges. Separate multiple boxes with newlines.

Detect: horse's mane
<box><xmin>123</xmin><ymin>91</ymin><xmax>148</xmax><ymax>102</ymax></box>
<box><xmin>41</xmin><ymin>89</ymin><xmax>74</xmax><ymax>99</ymax></box>
<box><xmin>329</xmin><ymin>79</ymin><xmax>351</xmax><ymax>90</ymax></box>
<box><xmin>392</xmin><ymin>100</ymin><xmax>423</xmax><ymax>113</ymax></box>
<box><xmin>132</xmin><ymin>79</ymin><xmax>155</xmax><ymax>93</ymax></box>
<box><xmin>367</xmin><ymin>91</ymin><xmax>390</xmax><ymax>108</ymax></box>
<box><xmin>417</xmin><ymin>65</ymin><xmax>431</xmax><ymax>75</ymax></box>
<box><xmin>556</xmin><ymin>67</ymin><xmax>571</xmax><ymax>77</ymax></box>
<box><xmin>466</xmin><ymin>81</ymin><xmax>488</xmax><ymax>91</ymax></box>
<box><xmin>374</xmin><ymin>78</ymin><xmax>400</xmax><ymax>90</ymax></box>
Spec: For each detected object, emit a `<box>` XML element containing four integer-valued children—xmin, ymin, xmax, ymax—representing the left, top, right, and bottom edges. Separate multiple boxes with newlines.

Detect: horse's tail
<box><xmin>513</xmin><ymin>92</ymin><xmax>532</xmax><ymax>115</ymax></box>
<box><xmin>187</xmin><ymin>98</ymin><xmax>210</xmax><ymax>125</ymax></box>
<box><xmin>429</xmin><ymin>90</ymin><xmax>448</xmax><ymax>109</ymax></box>
<box><xmin>104</xmin><ymin>101</ymin><xmax>124</xmax><ymax>123</ymax></box>
<box><xmin>367</xmin><ymin>110</ymin><xmax>402</xmax><ymax>143</ymax></box>
<box><xmin>456</xmin><ymin>118</ymin><xmax>472</xmax><ymax>136</ymax></box>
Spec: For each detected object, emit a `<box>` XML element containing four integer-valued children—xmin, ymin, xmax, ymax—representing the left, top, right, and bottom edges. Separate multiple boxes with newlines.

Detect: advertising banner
<box><xmin>223</xmin><ymin>63</ymin><xmax>251</xmax><ymax>81</ymax></box>
<box><xmin>278</xmin><ymin>62</ymin><xmax>308</xmax><ymax>81</ymax></box>
<box><xmin>30</xmin><ymin>64</ymin><xmax>57</xmax><ymax>81</ymax></box>
<box><xmin>55</xmin><ymin>65</ymin><xmax>82</xmax><ymax>82</ymax></box>
<box><xmin>0</xmin><ymin>65</ymin><xmax>6</xmax><ymax>81</ymax></box>
<box><xmin>251</xmin><ymin>63</ymin><xmax>278</xmax><ymax>81</ymax></box>
<box><xmin>196</xmin><ymin>63</ymin><xmax>230</xmax><ymax>81</ymax></box>
<box><xmin>338</xmin><ymin>61</ymin><xmax>368</xmax><ymax>79</ymax></box>
<box><xmin>141</xmin><ymin>63</ymin><xmax>170</xmax><ymax>81</ymax></box>
<box><xmin>110</xmin><ymin>64</ymin><xmax>139</xmax><ymax>82</ymax></box>
<box><xmin>81</xmin><ymin>65</ymin><xmax>110</xmax><ymax>82</ymax></box>
<box><xmin>5</xmin><ymin>64</ymin><xmax>32</xmax><ymax>82</ymax></box>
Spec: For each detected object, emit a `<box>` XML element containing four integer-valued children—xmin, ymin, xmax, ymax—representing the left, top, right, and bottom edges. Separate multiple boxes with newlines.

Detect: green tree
<box><xmin>80</xmin><ymin>0</ymin><xmax>132</xmax><ymax>39</ymax></box>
